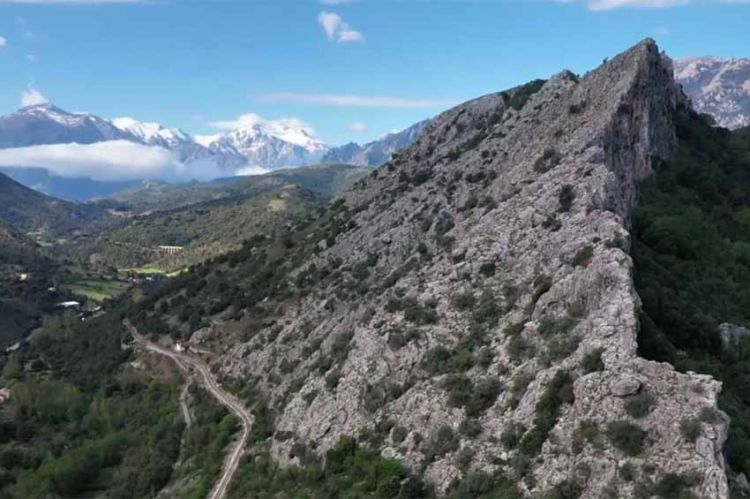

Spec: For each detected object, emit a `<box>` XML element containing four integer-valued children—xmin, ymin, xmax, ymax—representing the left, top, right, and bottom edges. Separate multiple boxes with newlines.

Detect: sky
<box><xmin>0</xmin><ymin>0</ymin><xmax>748</xmax><ymax>148</ymax></box>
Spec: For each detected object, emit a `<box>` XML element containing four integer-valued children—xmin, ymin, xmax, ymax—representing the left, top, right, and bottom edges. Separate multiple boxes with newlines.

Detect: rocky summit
<box><xmin>212</xmin><ymin>39</ymin><xmax>728</xmax><ymax>497</ymax></box>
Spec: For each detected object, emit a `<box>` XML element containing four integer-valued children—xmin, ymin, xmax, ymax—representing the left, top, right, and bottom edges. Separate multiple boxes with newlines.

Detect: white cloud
<box><xmin>337</xmin><ymin>28</ymin><xmax>364</xmax><ymax>42</ymax></box>
<box><xmin>317</xmin><ymin>11</ymin><xmax>363</xmax><ymax>43</ymax></box>
<box><xmin>0</xmin><ymin>37</ymin><xmax>7</xmax><ymax>48</ymax></box>
<box><xmin>557</xmin><ymin>0</ymin><xmax>690</xmax><ymax>9</ymax></box>
<box><xmin>0</xmin><ymin>141</ymin><xmax>183</xmax><ymax>181</ymax></box>
<box><xmin>318</xmin><ymin>11</ymin><xmax>341</xmax><ymax>39</ymax></box>
<box><xmin>21</xmin><ymin>87</ymin><xmax>48</xmax><ymax>107</ymax></box>
<box><xmin>347</xmin><ymin>122</ymin><xmax>368</xmax><ymax>133</ymax></box>
<box><xmin>589</xmin><ymin>0</ymin><xmax>688</xmax><ymax>9</ymax></box>
<box><xmin>261</xmin><ymin>92</ymin><xmax>457</xmax><ymax>109</ymax></box>
<box><xmin>209</xmin><ymin>113</ymin><xmax>317</xmax><ymax>137</ymax></box>
<box><xmin>235</xmin><ymin>166</ymin><xmax>270</xmax><ymax>176</ymax></box>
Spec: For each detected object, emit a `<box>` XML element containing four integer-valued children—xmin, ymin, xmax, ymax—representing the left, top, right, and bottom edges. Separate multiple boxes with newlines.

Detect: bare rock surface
<box><xmin>220</xmin><ymin>40</ymin><xmax>729</xmax><ymax>497</ymax></box>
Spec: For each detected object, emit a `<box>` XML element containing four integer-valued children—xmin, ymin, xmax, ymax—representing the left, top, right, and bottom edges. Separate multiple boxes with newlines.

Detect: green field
<box><xmin>119</xmin><ymin>265</ymin><xmax>165</xmax><ymax>275</ymax></box>
<box><xmin>65</xmin><ymin>279</ymin><xmax>131</xmax><ymax>303</ymax></box>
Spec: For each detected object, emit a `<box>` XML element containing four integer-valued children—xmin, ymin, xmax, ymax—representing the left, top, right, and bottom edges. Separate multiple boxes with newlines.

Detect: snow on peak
<box><xmin>112</xmin><ymin>117</ymin><xmax>189</xmax><ymax>144</ymax></box>
<box><xmin>209</xmin><ymin>113</ymin><xmax>328</xmax><ymax>154</ymax></box>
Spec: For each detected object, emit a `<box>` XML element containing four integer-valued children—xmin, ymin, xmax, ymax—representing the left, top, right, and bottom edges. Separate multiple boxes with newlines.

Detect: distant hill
<box><xmin>321</xmin><ymin>120</ymin><xmax>431</xmax><ymax>166</ymax></box>
<box><xmin>0</xmin><ymin>167</ymin><xmax>140</xmax><ymax>202</ymax></box>
<box><xmin>675</xmin><ymin>57</ymin><xmax>750</xmax><ymax>129</ymax></box>
<box><xmin>108</xmin><ymin>164</ymin><xmax>371</xmax><ymax>213</ymax></box>
<box><xmin>0</xmin><ymin>171</ymin><xmax>110</xmax><ymax>236</ymax></box>
<box><xmin>78</xmin><ymin>164</ymin><xmax>372</xmax><ymax>271</ymax></box>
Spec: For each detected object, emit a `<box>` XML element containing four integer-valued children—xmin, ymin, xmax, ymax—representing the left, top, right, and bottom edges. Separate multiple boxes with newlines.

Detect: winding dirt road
<box><xmin>126</xmin><ymin>322</ymin><xmax>252</xmax><ymax>499</ymax></box>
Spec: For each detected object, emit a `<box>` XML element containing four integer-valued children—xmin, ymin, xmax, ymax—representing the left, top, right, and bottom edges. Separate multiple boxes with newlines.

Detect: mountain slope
<box><xmin>129</xmin><ymin>40</ymin><xmax>729</xmax><ymax>497</ymax></box>
<box><xmin>107</xmin><ymin>164</ymin><xmax>371</xmax><ymax>213</ymax></box>
<box><xmin>0</xmin><ymin>171</ymin><xmax>109</xmax><ymax>235</ymax></box>
<box><xmin>675</xmin><ymin>57</ymin><xmax>750</xmax><ymax>129</ymax></box>
<box><xmin>322</xmin><ymin>119</ymin><xmax>431</xmax><ymax>166</ymax></box>
<box><xmin>0</xmin><ymin>220</ymin><xmax>58</xmax><ymax>346</ymax></box>
<box><xmin>0</xmin><ymin>104</ymin><xmax>135</xmax><ymax>148</ymax></box>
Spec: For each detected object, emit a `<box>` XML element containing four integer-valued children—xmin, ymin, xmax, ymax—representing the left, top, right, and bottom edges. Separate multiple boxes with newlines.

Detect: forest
<box><xmin>633</xmin><ymin>111</ymin><xmax>750</xmax><ymax>482</ymax></box>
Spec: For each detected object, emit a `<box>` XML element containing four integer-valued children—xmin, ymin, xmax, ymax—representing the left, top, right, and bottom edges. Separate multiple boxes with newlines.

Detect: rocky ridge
<box><xmin>218</xmin><ymin>40</ymin><xmax>728</xmax><ymax>497</ymax></box>
<box><xmin>675</xmin><ymin>56</ymin><xmax>750</xmax><ymax>130</ymax></box>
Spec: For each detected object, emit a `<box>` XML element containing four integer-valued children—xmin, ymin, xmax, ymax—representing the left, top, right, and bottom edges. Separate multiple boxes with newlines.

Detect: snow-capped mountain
<box><xmin>112</xmin><ymin>117</ymin><xmax>191</xmax><ymax>148</ymax></box>
<box><xmin>322</xmin><ymin>119</ymin><xmax>431</xmax><ymax>166</ymax></box>
<box><xmin>675</xmin><ymin>57</ymin><xmax>750</xmax><ymax>129</ymax></box>
<box><xmin>207</xmin><ymin>126</ymin><xmax>326</xmax><ymax>169</ymax></box>
<box><xmin>0</xmin><ymin>104</ymin><xmax>331</xmax><ymax>172</ymax></box>
<box><xmin>0</xmin><ymin>103</ymin><xmax>136</xmax><ymax>148</ymax></box>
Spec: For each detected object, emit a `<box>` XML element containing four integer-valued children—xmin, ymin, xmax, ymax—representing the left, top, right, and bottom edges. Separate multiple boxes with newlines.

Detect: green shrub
<box><xmin>606</xmin><ymin>420</ymin><xmax>647</xmax><ymax>456</ymax></box>
<box><xmin>619</xmin><ymin>462</ymin><xmax>637</xmax><ymax>482</ymax></box>
<box><xmin>652</xmin><ymin>472</ymin><xmax>696</xmax><ymax>499</ymax></box>
<box><xmin>443</xmin><ymin>375</ymin><xmax>502</xmax><ymax>417</ymax></box>
<box><xmin>559</xmin><ymin>185</ymin><xmax>575</xmax><ymax>212</ymax></box>
<box><xmin>534</xmin><ymin>148</ymin><xmax>563</xmax><ymax>174</ymax></box>
<box><xmin>519</xmin><ymin>371</ymin><xmax>574</xmax><ymax>456</ymax></box>
<box><xmin>507</xmin><ymin>335</ymin><xmax>535</xmax><ymax>363</ymax></box>
<box><xmin>473</xmin><ymin>288</ymin><xmax>502</xmax><ymax>325</ymax></box>
<box><xmin>680</xmin><ymin>417</ymin><xmax>701</xmax><ymax>443</ymax></box>
<box><xmin>571</xmin><ymin>245</ymin><xmax>594</xmax><ymax>267</ymax></box>
<box><xmin>624</xmin><ymin>392</ymin><xmax>654</xmax><ymax>419</ymax></box>
<box><xmin>479</xmin><ymin>262</ymin><xmax>497</xmax><ymax>277</ymax></box>
<box><xmin>391</xmin><ymin>425</ymin><xmax>409</xmax><ymax>444</ymax></box>
<box><xmin>547</xmin><ymin>335</ymin><xmax>581</xmax><ymax>361</ymax></box>
<box><xmin>500</xmin><ymin>422</ymin><xmax>526</xmax><ymax>449</ymax></box>
<box><xmin>459</xmin><ymin>418</ymin><xmax>482</xmax><ymax>438</ymax></box>
<box><xmin>581</xmin><ymin>348</ymin><xmax>605</xmax><ymax>373</ymax></box>
<box><xmin>423</xmin><ymin>425</ymin><xmax>459</xmax><ymax>461</ymax></box>
<box><xmin>508</xmin><ymin>371</ymin><xmax>534</xmax><ymax>409</ymax></box>
<box><xmin>542</xmin><ymin>479</ymin><xmax>583</xmax><ymax>499</ymax></box>
<box><xmin>538</xmin><ymin>316</ymin><xmax>577</xmax><ymax>338</ymax></box>
<box><xmin>453</xmin><ymin>291</ymin><xmax>476</xmax><ymax>311</ymax></box>
<box><xmin>449</xmin><ymin>470</ymin><xmax>520</xmax><ymax>499</ymax></box>
<box><xmin>507</xmin><ymin>79</ymin><xmax>546</xmax><ymax>111</ymax></box>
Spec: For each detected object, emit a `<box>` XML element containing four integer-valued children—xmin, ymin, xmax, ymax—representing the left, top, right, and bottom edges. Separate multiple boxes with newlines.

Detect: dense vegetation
<box><xmin>0</xmin><ymin>305</ymin><xmax>184</xmax><ymax>498</ymax></box>
<box><xmin>632</xmin><ymin>111</ymin><xmax>750</xmax><ymax>482</ymax></box>
<box><xmin>0</xmin><ymin>223</ymin><xmax>67</xmax><ymax>347</ymax></box>
<box><xmin>228</xmin><ymin>436</ymin><xmax>521</xmax><ymax>499</ymax></box>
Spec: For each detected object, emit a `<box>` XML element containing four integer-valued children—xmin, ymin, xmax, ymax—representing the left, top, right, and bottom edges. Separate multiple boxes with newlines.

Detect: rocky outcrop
<box><xmin>222</xmin><ymin>40</ymin><xmax>728</xmax><ymax>497</ymax></box>
<box><xmin>675</xmin><ymin>57</ymin><xmax>750</xmax><ymax>130</ymax></box>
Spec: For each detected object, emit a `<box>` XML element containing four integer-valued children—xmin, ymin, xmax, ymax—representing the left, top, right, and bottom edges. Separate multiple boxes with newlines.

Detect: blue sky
<box><xmin>0</xmin><ymin>0</ymin><xmax>748</xmax><ymax>146</ymax></box>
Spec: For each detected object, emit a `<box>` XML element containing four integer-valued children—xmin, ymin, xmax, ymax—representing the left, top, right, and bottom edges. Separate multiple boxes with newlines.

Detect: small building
<box><xmin>56</xmin><ymin>301</ymin><xmax>81</xmax><ymax>309</ymax></box>
<box><xmin>0</xmin><ymin>388</ymin><xmax>10</xmax><ymax>404</ymax></box>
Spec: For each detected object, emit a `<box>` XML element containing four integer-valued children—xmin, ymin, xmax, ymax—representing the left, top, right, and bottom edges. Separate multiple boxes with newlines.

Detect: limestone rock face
<box><xmin>222</xmin><ymin>40</ymin><xmax>728</xmax><ymax>497</ymax></box>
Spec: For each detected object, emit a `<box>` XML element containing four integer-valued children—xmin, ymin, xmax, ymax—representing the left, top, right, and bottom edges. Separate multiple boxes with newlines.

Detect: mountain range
<box><xmin>0</xmin><ymin>57</ymin><xmax>746</xmax><ymax>203</ymax></box>
<box><xmin>321</xmin><ymin>119</ymin><xmax>432</xmax><ymax>166</ymax></box>
<box><xmin>674</xmin><ymin>56</ymin><xmax>750</xmax><ymax>129</ymax></box>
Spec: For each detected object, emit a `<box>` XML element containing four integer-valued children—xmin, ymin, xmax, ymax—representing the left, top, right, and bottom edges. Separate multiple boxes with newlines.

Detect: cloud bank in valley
<box><xmin>0</xmin><ymin>141</ymin><xmax>184</xmax><ymax>181</ymax></box>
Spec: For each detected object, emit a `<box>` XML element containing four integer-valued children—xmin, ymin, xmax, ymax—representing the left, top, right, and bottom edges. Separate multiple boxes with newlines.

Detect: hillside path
<box><xmin>126</xmin><ymin>321</ymin><xmax>252</xmax><ymax>499</ymax></box>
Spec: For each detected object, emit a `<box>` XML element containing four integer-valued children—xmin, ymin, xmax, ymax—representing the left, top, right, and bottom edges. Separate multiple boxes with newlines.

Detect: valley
<box><xmin>0</xmin><ymin>33</ymin><xmax>749</xmax><ymax>499</ymax></box>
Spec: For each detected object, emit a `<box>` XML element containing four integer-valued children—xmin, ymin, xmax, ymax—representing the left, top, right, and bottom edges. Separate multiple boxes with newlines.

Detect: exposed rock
<box><xmin>610</xmin><ymin>377</ymin><xmax>640</xmax><ymax>397</ymax></box>
<box><xmin>220</xmin><ymin>40</ymin><xmax>729</xmax><ymax>498</ymax></box>
<box><xmin>675</xmin><ymin>57</ymin><xmax>750</xmax><ymax>130</ymax></box>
